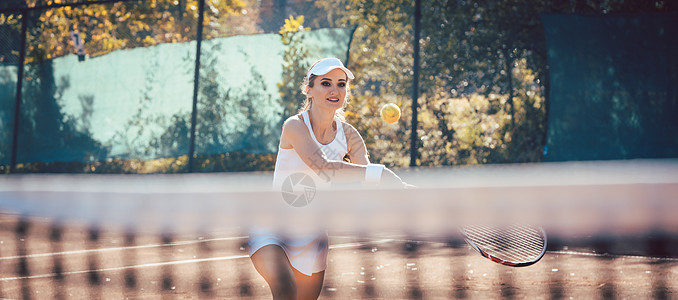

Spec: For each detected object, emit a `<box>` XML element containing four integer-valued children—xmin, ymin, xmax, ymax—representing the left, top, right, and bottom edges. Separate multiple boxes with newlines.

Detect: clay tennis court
<box><xmin>1</xmin><ymin>213</ymin><xmax>677</xmax><ymax>299</ymax></box>
<box><xmin>2</xmin><ymin>161</ymin><xmax>677</xmax><ymax>299</ymax></box>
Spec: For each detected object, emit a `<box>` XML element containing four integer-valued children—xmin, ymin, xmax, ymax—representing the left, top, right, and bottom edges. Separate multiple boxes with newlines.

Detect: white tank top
<box><xmin>272</xmin><ymin>110</ymin><xmax>348</xmax><ymax>191</ymax></box>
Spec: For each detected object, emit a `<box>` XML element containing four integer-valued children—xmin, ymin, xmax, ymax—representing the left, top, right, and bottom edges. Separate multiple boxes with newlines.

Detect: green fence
<box><xmin>0</xmin><ymin>0</ymin><xmax>353</xmax><ymax>172</ymax></box>
<box><xmin>542</xmin><ymin>13</ymin><xmax>678</xmax><ymax>161</ymax></box>
<box><xmin>1</xmin><ymin>1</ymin><xmax>677</xmax><ymax>173</ymax></box>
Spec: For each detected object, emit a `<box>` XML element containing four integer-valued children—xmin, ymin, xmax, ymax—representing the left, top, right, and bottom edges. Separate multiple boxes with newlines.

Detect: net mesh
<box><xmin>1</xmin><ymin>160</ymin><xmax>677</xmax><ymax>299</ymax></box>
<box><xmin>1</xmin><ymin>2</ymin><xmax>677</xmax><ymax>297</ymax></box>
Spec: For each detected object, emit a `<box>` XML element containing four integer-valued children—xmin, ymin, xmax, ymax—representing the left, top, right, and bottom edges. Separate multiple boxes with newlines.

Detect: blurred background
<box><xmin>0</xmin><ymin>0</ymin><xmax>676</xmax><ymax>174</ymax></box>
<box><xmin>1</xmin><ymin>3</ymin><xmax>677</xmax><ymax>299</ymax></box>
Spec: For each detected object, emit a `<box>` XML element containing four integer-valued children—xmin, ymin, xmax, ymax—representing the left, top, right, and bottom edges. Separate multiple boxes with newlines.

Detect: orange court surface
<box><xmin>1</xmin><ymin>213</ymin><xmax>676</xmax><ymax>299</ymax></box>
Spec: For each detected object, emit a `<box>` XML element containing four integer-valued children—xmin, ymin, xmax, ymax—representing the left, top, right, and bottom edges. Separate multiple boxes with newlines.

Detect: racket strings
<box><xmin>463</xmin><ymin>224</ymin><xmax>546</xmax><ymax>263</ymax></box>
<box><xmin>466</xmin><ymin>227</ymin><xmax>543</xmax><ymax>260</ymax></box>
<box><xmin>470</xmin><ymin>227</ymin><xmax>544</xmax><ymax>256</ymax></box>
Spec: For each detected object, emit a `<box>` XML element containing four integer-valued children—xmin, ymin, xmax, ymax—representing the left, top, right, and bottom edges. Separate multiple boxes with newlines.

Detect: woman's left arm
<box><xmin>342</xmin><ymin>122</ymin><xmax>370</xmax><ymax>165</ymax></box>
<box><xmin>343</xmin><ymin>122</ymin><xmax>410</xmax><ymax>187</ymax></box>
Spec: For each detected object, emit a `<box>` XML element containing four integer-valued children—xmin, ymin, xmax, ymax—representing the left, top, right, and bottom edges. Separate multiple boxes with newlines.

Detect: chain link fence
<box><xmin>0</xmin><ymin>0</ymin><xmax>352</xmax><ymax>173</ymax></box>
<box><xmin>1</xmin><ymin>1</ymin><xmax>677</xmax><ymax>173</ymax></box>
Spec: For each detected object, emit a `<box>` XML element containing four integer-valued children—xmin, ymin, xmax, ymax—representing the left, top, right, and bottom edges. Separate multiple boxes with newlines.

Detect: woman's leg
<box><xmin>250</xmin><ymin>245</ymin><xmax>297</xmax><ymax>300</ymax></box>
<box><xmin>293</xmin><ymin>268</ymin><xmax>325</xmax><ymax>300</ymax></box>
<box><xmin>251</xmin><ymin>244</ymin><xmax>327</xmax><ymax>300</ymax></box>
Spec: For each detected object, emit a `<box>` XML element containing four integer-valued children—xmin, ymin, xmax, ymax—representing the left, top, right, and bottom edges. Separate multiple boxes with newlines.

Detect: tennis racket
<box><xmin>460</xmin><ymin>224</ymin><xmax>547</xmax><ymax>267</ymax></box>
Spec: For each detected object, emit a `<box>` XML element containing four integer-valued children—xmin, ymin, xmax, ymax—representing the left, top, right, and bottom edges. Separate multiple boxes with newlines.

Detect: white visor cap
<box><xmin>307</xmin><ymin>58</ymin><xmax>354</xmax><ymax>80</ymax></box>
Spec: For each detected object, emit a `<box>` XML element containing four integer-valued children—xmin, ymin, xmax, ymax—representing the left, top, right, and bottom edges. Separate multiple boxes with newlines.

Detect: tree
<box><xmin>309</xmin><ymin>0</ymin><xmax>676</xmax><ymax>167</ymax></box>
<box><xmin>13</xmin><ymin>0</ymin><xmax>252</xmax><ymax>63</ymax></box>
<box><xmin>277</xmin><ymin>15</ymin><xmax>311</xmax><ymax>123</ymax></box>
<box><xmin>0</xmin><ymin>0</ymin><xmax>260</xmax><ymax>172</ymax></box>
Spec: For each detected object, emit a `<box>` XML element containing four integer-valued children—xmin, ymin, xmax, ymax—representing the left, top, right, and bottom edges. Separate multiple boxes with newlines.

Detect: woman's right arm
<box><xmin>281</xmin><ymin>117</ymin><xmax>403</xmax><ymax>185</ymax></box>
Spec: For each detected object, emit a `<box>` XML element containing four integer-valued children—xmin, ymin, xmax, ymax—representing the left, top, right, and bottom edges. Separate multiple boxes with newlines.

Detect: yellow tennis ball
<box><xmin>380</xmin><ymin>103</ymin><xmax>401</xmax><ymax>124</ymax></box>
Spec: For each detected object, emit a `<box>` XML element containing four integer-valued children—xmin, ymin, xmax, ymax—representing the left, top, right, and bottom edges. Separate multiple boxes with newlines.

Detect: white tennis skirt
<box><xmin>248</xmin><ymin>230</ymin><xmax>329</xmax><ymax>276</ymax></box>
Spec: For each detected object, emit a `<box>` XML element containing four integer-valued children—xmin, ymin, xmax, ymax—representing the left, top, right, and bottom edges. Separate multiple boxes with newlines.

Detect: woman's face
<box><xmin>307</xmin><ymin>68</ymin><xmax>348</xmax><ymax>112</ymax></box>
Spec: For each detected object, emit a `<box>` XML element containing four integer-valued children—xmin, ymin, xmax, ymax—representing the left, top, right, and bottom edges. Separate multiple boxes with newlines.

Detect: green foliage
<box><xmin>110</xmin><ymin>39</ymin><xmax>280</xmax><ymax>172</ymax></box>
<box><xmin>191</xmin><ymin>44</ymin><xmax>280</xmax><ymax>156</ymax></box>
<box><xmin>193</xmin><ymin>152</ymin><xmax>276</xmax><ymax>172</ymax></box>
<box><xmin>4</xmin><ymin>0</ymin><xmax>677</xmax><ymax>173</ymax></box>
<box><xmin>9</xmin><ymin>152</ymin><xmax>276</xmax><ymax>174</ymax></box>
<box><xmin>18</xmin><ymin>59</ymin><xmax>109</xmax><ymax>163</ymax></box>
<box><xmin>1</xmin><ymin>0</ymin><xmax>270</xmax><ymax>173</ymax></box>
<box><xmin>314</xmin><ymin>0</ymin><xmax>546</xmax><ymax>166</ymax></box>
<box><xmin>5</xmin><ymin>0</ymin><xmax>255</xmax><ymax>63</ymax></box>
<box><xmin>313</xmin><ymin>0</ymin><xmax>675</xmax><ymax>167</ymax></box>
<box><xmin>317</xmin><ymin>0</ymin><xmax>416</xmax><ymax>166</ymax></box>
<box><xmin>277</xmin><ymin>15</ymin><xmax>311</xmax><ymax>123</ymax></box>
<box><xmin>10</xmin><ymin>156</ymin><xmax>188</xmax><ymax>174</ymax></box>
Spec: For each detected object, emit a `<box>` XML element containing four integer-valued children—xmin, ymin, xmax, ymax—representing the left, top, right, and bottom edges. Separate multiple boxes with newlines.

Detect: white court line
<box><xmin>0</xmin><ymin>238</ymin><xmax>395</xmax><ymax>282</ymax></box>
<box><xmin>0</xmin><ymin>236</ymin><xmax>248</xmax><ymax>261</ymax></box>
<box><xmin>547</xmin><ymin>250</ymin><xmax>678</xmax><ymax>262</ymax></box>
<box><xmin>0</xmin><ymin>254</ymin><xmax>251</xmax><ymax>282</ymax></box>
<box><xmin>335</xmin><ymin>235</ymin><xmax>678</xmax><ymax>262</ymax></box>
<box><xmin>1</xmin><ymin>235</ymin><xmax>395</xmax><ymax>261</ymax></box>
<box><xmin>3</xmin><ymin>237</ymin><xmax>675</xmax><ymax>282</ymax></box>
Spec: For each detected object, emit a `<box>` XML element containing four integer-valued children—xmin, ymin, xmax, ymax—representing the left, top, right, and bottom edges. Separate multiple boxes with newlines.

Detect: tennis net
<box><xmin>1</xmin><ymin>159</ymin><xmax>677</xmax><ymax>299</ymax></box>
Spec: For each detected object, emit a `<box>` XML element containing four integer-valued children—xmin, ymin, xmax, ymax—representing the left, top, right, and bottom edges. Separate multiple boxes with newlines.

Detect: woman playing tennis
<box><xmin>248</xmin><ymin>57</ymin><xmax>406</xmax><ymax>299</ymax></box>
